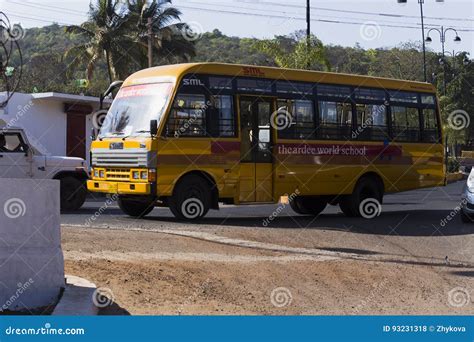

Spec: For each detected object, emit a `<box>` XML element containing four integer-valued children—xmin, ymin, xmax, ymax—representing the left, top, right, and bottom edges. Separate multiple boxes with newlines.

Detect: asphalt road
<box><xmin>62</xmin><ymin>181</ymin><xmax>473</xmax><ymax>266</ymax></box>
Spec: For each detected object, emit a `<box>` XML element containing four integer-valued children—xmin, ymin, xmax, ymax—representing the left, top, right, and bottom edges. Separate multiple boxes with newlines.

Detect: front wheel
<box><xmin>118</xmin><ymin>196</ymin><xmax>155</xmax><ymax>218</ymax></box>
<box><xmin>169</xmin><ymin>175</ymin><xmax>211</xmax><ymax>221</ymax></box>
<box><xmin>60</xmin><ymin>176</ymin><xmax>87</xmax><ymax>211</ymax></box>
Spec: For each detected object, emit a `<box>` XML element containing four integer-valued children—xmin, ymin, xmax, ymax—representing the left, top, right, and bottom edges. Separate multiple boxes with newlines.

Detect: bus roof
<box><xmin>123</xmin><ymin>62</ymin><xmax>436</xmax><ymax>93</ymax></box>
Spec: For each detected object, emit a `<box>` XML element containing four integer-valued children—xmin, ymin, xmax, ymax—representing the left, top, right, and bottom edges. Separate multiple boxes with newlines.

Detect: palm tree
<box><xmin>65</xmin><ymin>0</ymin><xmax>195</xmax><ymax>82</ymax></box>
<box><xmin>128</xmin><ymin>0</ymin><xmax>195</xmax><ymax>66</ymax></box>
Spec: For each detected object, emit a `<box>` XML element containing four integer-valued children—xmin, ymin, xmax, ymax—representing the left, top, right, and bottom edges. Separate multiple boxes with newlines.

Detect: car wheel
<box><xmin>117</xmin><ymin>196</ymin><xmax>155</xmax><ymax>218</ymax></box>
<box><xmin>60</xmin><ymin>176</ymin><xmax>87</xmax><ymax>211</ymax></box>
<box><xmin>169</xmin><ymin>175</ymin><xmax>211</xmax><ymax>221</ymax></box>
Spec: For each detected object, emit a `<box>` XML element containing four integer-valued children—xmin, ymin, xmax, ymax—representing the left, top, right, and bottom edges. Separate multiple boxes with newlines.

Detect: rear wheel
<box><xmin>118</xmin><ymin>196</ymin><xmax>155</xmax><ymax>218</ymax></box>
<box><xmin>339</xmin><ymin>177</ymin><xmax>383</xmax><ymax>218</ymax></box>
<box><xmin>290</xmin><ymin>196</ymin><xmax>327</xmax><ymax>216</ymax></box>
<box><xmin>60</xmin><ymin>176</ymin><xmax>87</xmax><ymax>211</ymax></box>
<box><xmin>169</xmin><ymin>175</ymin><xmax>211</xmax><ymax>220</ymax></box>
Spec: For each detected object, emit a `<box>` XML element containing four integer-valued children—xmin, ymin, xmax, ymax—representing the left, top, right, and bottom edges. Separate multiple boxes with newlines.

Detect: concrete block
<box><xmin>0</xmin><ymin>179</ymin><xmax>64</xmax><ymax>312</ymax></box>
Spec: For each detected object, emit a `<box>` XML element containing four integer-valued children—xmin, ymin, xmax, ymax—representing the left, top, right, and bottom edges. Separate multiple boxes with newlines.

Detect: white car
<box><xmin>0</xmin><ymin>127</ymin><xmax>88</xmax><ymax>211</ymax></box>
<box><xmin>461</xmin><ymin>168</ymin><xmax>474</xmax><ymax>222</ymax></box>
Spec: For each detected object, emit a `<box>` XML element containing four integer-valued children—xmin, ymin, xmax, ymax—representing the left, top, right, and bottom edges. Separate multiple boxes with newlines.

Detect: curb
<box><xmin>52</xmin><ymin>275</ymin><xmax>98</xmax><ymax>316</ymax></box>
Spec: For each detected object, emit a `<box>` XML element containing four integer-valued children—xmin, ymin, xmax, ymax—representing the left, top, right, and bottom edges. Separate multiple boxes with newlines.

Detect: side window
<box><xmin>0</xmin><ymin>133</ymin><xmax>26</xmax><ymax>153</ymax></box>
<box><xmin>423</xmin><ymin>108</ymin><xmax>439</xmax><ymax>143</ymax></box>
<box><xmin>166</xmin><ymin>93</ymin><xmax>207</xmax><ymax>137</ymax></box>
<box><xmin>391</xmin><ymin>106</ymin><xmax>420</xmax><ymax>142</ymax></box>
<box><xmin>209</xmin><ymin>95</ymin><xmax>236</xmax><ymax>137</ymax></box>
<box><xmin>355</xmin><ymin>104</ymin><xmax>388</xmax><ymax>141</ymax></box>
<box><xmin>276</xmin><ymin>99</ymin><xmax>315</xmax><ymax>139</ymax></box>
<box><xmin>318</xmin><ymin>101</ymin><xmax>352</xmax><ymax>140</ymax></box>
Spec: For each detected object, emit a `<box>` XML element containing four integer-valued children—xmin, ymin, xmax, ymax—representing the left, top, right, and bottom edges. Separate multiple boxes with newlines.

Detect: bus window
<box><xmin>276</xmin><ymin>99</ymin><xmax>315</xmax><ymax>139</ymax></box>
<box><xmin>211</xmin><ymin>95</ymin><xmax>236</xmax><ymax>137</ymax></box>
<box><xmin>422</xmin><ymin>108</ymin><xmax>439</xmax><ymax>143</ymax></box>
<box><xmin>165</xmin><ymin>93</ymin><xmax>207</xmax><ymax>137</ymax></box>
<box><xmin>391</xmin><ymin>106</ymin><xmax>420</xmax><ymax>142</ymax></box>
<box><xmin>389</xmin><ymin>91</ymin><xmax>418</xmax><ymax>104</ymax></box>
<box><xmin>355</xmin><ymin>104</ymin><xmax>388</xmax><ymax>141</ymax></box>
<box><xmin>209</xmin><ymin>77</ymin><xmax>233</xmax><ymax>90</ymax></box>
<box><xmin>318</xmin><ymin>101</ymin><xmax>352</xmax><ymax>140</ymax></box>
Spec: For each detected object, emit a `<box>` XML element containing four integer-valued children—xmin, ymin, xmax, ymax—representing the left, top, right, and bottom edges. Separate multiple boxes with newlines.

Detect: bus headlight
<box><xmin>141</xmin><ymin>171</ymin><xmax>148</xmax><ymax>180</ymax></box>
<box><xmin>93</xmin><ymin>169</ymin><xmax>99</xmax><ymax>178</ymax></box>
<box><xmin>132</xmin><ymin>171</ymin><xmax>140</xmax><ymax>180</ymax></box>
<box><xmin>99</xmin><ymin>170</ymin><xmax>105</xmax><ymax>179</ymax></box>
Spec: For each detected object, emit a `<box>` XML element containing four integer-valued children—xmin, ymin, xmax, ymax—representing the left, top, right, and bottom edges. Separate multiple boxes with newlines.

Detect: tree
<box><xmin>127</xmin><ymin>0</ymin><xmax>195</xmax><ymax>67</ymax></box>
<box><xmin>64</xmin><ymin>0</ymin><xmax>194</xmax><ymax>83</ymax></box>
<box><xmin>254</xmin><ymin>33</ymin><xmax>330</xmax><ymax>71</ymax></box>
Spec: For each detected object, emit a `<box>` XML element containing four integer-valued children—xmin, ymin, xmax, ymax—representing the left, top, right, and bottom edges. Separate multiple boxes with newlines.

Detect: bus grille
<box><xmin>92</xmin><ymin>149</ymin><xmax>149</xmax><ymax>167</ymax></box>
<box><xmin>105</xmin><ymin>168</ymin><xmax>131</xmax><ymax>181</ymax></box>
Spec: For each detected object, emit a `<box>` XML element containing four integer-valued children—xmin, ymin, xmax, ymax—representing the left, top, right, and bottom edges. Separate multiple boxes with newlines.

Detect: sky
<box><xmin>0</xmin><ymin>0</ymin><xmax>473</xmax><ymax>55</ymax></box>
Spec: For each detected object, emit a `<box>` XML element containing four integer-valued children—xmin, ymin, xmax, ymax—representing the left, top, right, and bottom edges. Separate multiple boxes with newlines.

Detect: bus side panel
<box><xmin>155</xmin><ymin>139</ymin><xmax>240</xmax><ymax>199</ymax></box>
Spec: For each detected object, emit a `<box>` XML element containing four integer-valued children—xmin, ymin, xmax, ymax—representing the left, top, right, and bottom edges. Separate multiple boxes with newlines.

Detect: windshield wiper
<box><xmin>135</xmin><ymin>130</ymin><xmax>150</xmax><ymax>133</ymax></box>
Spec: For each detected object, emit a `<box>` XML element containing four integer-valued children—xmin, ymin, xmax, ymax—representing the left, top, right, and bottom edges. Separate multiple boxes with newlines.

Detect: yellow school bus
<box><xmin>87</xmin><ymin>63</ymin><xmax>445</xmax><ymax>220</ymax></box>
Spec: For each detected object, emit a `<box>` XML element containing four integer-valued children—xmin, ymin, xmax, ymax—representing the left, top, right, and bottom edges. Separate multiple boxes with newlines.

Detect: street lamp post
<box><xmin>397</xmin><ymin>0</ymin><xmax>444</xmax><ymax>82</ymax></box>
<box><xmin>425</xmin><ymin>26</ymin><xmax>461</xmax><ymax>95</ymax></box>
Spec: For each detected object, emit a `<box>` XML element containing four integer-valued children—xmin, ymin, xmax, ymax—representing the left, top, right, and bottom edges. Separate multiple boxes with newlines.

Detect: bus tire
<box><xmin>339</xmin><ymin>177</ymin><xmax>383</xmax><ymax>218</ymax></box>
<box><xmin>290</xmin><ymin>196</ymin><xmax>327</xmax><ymax>216</ymax></box>
<box><xmin>118</xmin><ymin>196</ymin><xmax>154</xmax><ymax>218</ymax></box>
<box><xmin>60</xmin><ymin>176</ymin><xmax>87</xmax><ymax>211</ymax></box>
<box><xmin>169</xmin><ymin>175</ymin><xmax>211</xmax><ymax>220</ymax></box>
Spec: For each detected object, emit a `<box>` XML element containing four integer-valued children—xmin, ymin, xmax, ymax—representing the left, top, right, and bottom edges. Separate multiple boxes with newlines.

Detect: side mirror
<box><xmin>24</xmin><ymin>144</ymin><xmax>30</xmax><ymax>157</ymax></box>
<box><xmin>150</xmin><ymin>120</ymin><xmax>158</xmax><ymax>137</ymax></box>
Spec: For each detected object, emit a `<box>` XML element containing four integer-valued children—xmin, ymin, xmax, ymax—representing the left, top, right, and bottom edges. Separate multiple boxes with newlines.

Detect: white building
<box><xmin>0</xmin><ymin>92</ymin><xmax>108</xmax><ymax>167</ymax></box>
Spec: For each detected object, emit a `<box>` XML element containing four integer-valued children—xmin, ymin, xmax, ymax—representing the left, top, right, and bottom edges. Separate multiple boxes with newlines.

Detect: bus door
<box><xmin>238</xmin><ymin>96</ymin><xmax>274</xmax><ymax>203</ymax></box>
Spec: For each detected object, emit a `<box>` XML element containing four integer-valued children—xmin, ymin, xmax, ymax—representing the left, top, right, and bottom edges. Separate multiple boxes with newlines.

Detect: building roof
<box><xmin>31</xmin><ymin>92</ymin><xmax>107</xmax><ymax>104</ymax></box>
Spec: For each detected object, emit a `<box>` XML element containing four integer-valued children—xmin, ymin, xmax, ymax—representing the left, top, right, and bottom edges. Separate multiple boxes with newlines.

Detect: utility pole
<box><xmin>147</xmin><ymin>17</ymin><xmax>153</xmax><ymax>68</ymax></box>
<box><xmin>419</xmin><ymin>0</ymin><xmax>427</xmax><ymax>82</ymax></box>
<box><xmin>306</xmin><ymin>0</ymin><xmax>310</xmax><ymax>68</ymax></box>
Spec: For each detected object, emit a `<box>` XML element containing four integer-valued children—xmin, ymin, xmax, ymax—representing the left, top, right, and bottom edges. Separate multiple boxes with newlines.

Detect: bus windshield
<box><xmin>99</xmin><ymin>82</ymin><xmax>173</xmax><ymax>138</ymax></box>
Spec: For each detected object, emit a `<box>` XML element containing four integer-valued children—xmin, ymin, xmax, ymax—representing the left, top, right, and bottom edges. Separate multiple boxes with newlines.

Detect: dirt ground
<box><xmin>62</xmin><ymin>226</ymin><xmax>473</xmax><ymax>315</ymax></box>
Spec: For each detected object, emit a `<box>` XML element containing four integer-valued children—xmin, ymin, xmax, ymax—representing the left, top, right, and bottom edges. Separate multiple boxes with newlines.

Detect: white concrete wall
<box><xmin>0</xmin><ymin>179</ymin><xmax>64</xmax><ymax>312</ymax></box>
<box><xmin>1</xmin><ymin>93</ymin><xmax>67</xmax><ymax>157</ymax></box>
<box><xmin>0</xmin><ymin>92</ymin><xmax>100</xmax><ymax>168</ymax></box>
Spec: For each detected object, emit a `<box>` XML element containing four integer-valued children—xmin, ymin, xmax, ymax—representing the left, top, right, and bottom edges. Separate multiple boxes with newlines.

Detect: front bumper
<box><xmin>87</xmin><ymin>180</ymin><xmax>151</xmax><ymax>195</ymax></box>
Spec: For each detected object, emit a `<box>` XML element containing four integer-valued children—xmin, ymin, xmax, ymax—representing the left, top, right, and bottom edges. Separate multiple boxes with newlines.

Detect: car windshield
<box><xmin>99</xmin><ymin>82</ymin><xmax>173</xmax><ymax>138</ymax></box>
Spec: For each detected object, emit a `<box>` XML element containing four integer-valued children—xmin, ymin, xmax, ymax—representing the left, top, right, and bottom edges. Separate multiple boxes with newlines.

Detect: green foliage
<box><xmin>254</xmin><ymin>34</ymin><xmax>330</xmax><ymax>71</ymax></box>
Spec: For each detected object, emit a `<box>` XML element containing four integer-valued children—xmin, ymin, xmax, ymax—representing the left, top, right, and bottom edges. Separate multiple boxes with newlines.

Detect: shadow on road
<box><xmin>140</xmin><ymin>209</ymin><xmax>473</xmax><ymax>237</ymax></box>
